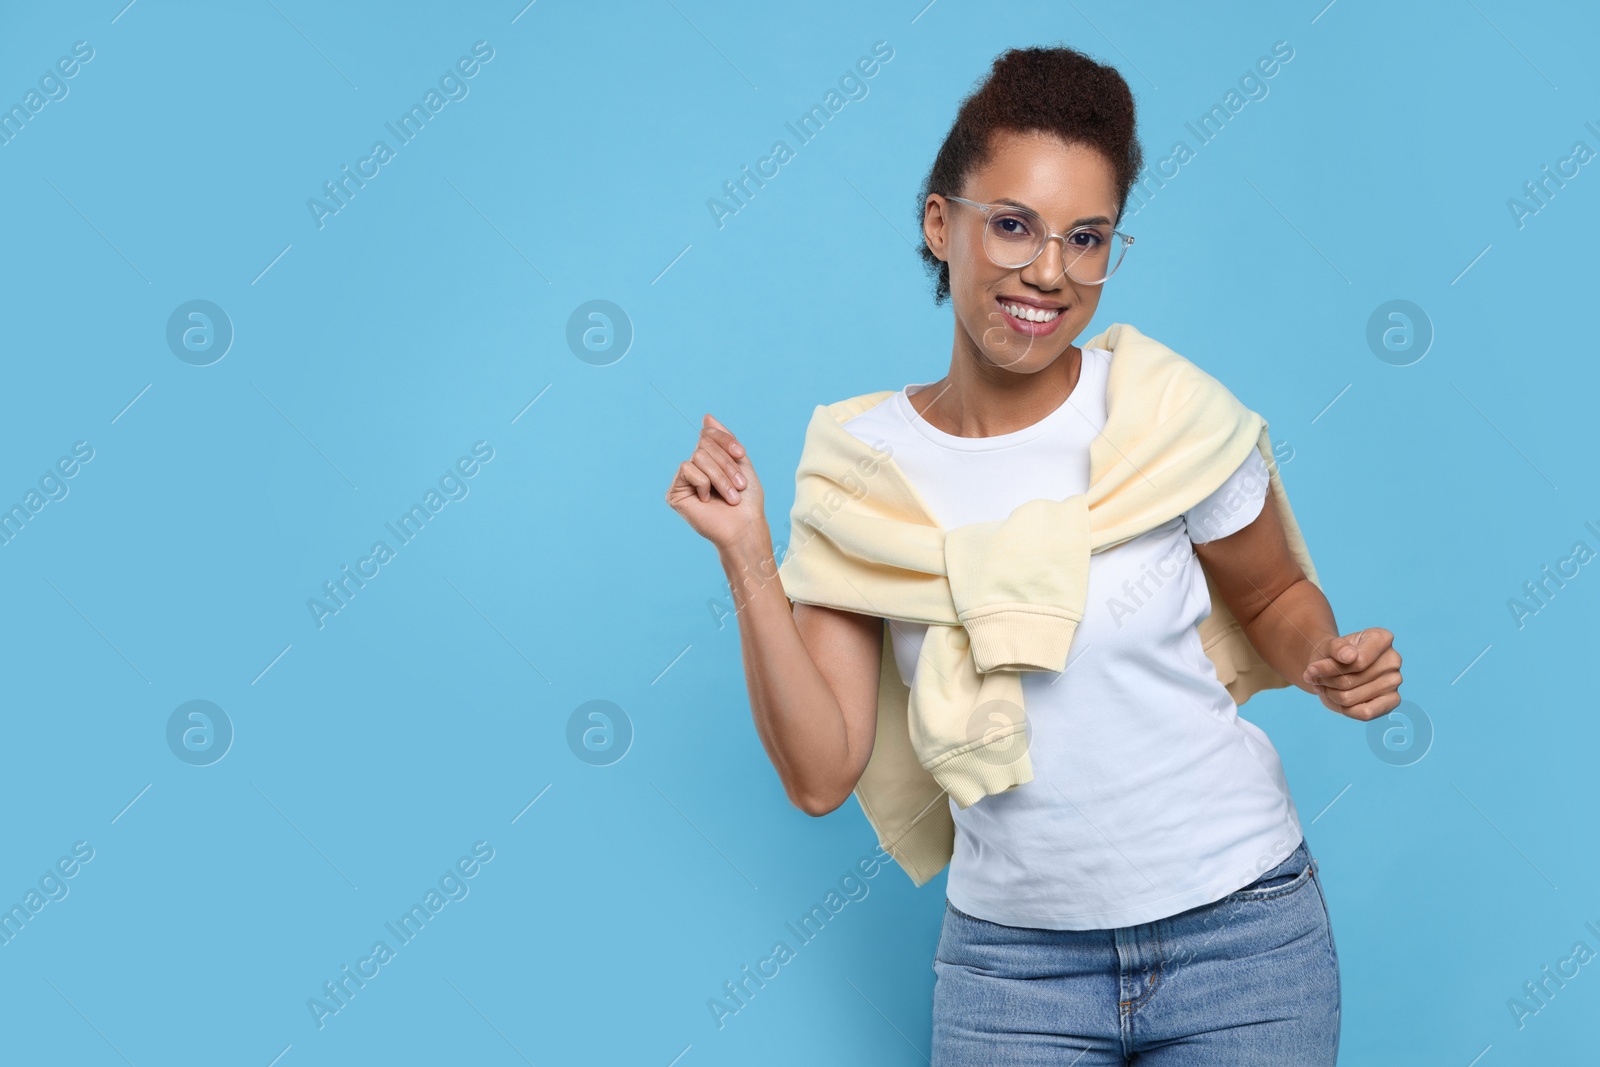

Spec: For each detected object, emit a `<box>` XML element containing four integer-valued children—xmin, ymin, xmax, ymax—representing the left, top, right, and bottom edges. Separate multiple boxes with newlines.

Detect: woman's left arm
<box><xmin>1192</xmin><ymin>493</ymin><xmax>1403</xmax><ymax>722</ymax></box>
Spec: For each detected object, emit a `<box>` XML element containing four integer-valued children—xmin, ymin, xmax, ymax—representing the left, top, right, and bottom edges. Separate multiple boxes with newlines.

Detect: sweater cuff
<box><xmin>959</xmin><ymin>605</ymin><xmax>1081</xmax><ymax>673</ymax></box>
<box><xmin>929</xmin><ymin>739</ymin><xmax>1035</xmax><ymax>809</ymax></box>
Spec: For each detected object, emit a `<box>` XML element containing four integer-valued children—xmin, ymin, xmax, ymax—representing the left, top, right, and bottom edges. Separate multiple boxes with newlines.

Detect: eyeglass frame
<box><xmin>939</xmin><ymin>194</ymin><xmax>1135</xmax><ymax>285</ymax></box>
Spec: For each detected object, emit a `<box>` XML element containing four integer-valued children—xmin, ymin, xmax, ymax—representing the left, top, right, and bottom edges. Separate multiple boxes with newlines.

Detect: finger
<box><xmin>1306</xmin><ymin>630</ymin><xmax>1393</xmax><ymax>682</ymax></box>
<box><xmin>702</xmin><ymin>414</ymin><xmax>746</xmax><ymax>459</ymax></box>
<box><xmin>1339</xmin><ymin>627</ymin><xmax>1393</xmax><ymax>668</ymax></box>
<box><xmin>677</xmin><ymin>460</ymin><xmax>713</xmax><ymax>503</ymax></box>
<box><xmin>1329</xmin><ymin>688</ymin><xmax>1403</xmax><ymax>722</ymax></box>
<box><xmin>690</xmin><ymin>454</ymin><xmax>738</xmax><ymax>504</ymax></box>
<box><xmin>694</xmin><ymin>441</ymin><xmax>745</xmax><ymax>501</ymax></box>
<box><xmin>1312</xmin><ymin>667</ymin><xmax>1375</xmax><ymax>692</ymax></box>
<box><xmin>1303</xmin><ymin>656</ymin><xmax>1343</xmax><ymax>684</ymax></box>
<box><xmin>1307</xmin><ymin>653</ymin><xmax>1401</xmax><ymax>691</ymax></box>
<box><xmin>1331</xmin><ymin>629</ymin><xmax>1370</xmax><ymax>667</ymax></box>
<box><xmin>1313</xmin><ymin>670</ymin><xmax>1402</xmax><ymax>711</ymax></box>
<box><xmin>700</xmin><ymin>434</ymin><xmax>747</xmax><ymax>490</ymax></box>
<box><xmin>1305</xmin><ymin>640</ymin><xmax>1356</xmax><ymax>683</ymax></box>
<box><xmin>698</xmin><ymin>423</ymin><xmax>748</xmax><ymax>489</ymax></box>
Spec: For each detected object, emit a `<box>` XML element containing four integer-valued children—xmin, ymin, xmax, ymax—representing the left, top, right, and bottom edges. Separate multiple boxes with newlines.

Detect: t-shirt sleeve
<box><xmin>1184</xmin><ymin>447</ymin><xmax>1271</xmax><ymax>545</ymax></box>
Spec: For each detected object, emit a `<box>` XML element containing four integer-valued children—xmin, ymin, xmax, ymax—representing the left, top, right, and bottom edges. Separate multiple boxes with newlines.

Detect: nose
<box><xmin>1020</xmin><ymin>235</ymin><xmax>1069</xmax><ymax>290</ymax></box>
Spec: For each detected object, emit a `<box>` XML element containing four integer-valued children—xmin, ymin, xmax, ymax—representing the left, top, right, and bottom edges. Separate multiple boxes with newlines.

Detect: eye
<box><xmin>989</xmin><ymin>212</ymin><xmax>1036</xmax><ymax>240</ymax></box>
<box><xmin>1069</xmin><ymin>228</ymin><xmax>1108</xmax><ymax>249</ymax></box>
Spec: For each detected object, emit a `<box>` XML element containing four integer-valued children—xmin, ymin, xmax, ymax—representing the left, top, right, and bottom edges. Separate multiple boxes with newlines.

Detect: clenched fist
<box><xmin>665</xmin><ymin>414</ymin><xmax>768</xmax><ymax>551</ymax></box>
<box><xmin>1303</xmin><ymin>627</ymin><xmax>1403</xmax><ymax>721</ymax></box>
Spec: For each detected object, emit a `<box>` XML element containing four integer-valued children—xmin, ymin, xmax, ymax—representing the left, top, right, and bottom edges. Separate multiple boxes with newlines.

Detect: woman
<box><xmin>666</xmin><ymin>46</ymin><xmax>1400</xmax><ymax>1066</ymax></box>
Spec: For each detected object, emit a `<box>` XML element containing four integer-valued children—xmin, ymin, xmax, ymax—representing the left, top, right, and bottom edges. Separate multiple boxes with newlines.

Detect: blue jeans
<box><xmin>931</xmin><ymin>837</ymin><xmax>1340</xmax><ymax>1065</ymax></box>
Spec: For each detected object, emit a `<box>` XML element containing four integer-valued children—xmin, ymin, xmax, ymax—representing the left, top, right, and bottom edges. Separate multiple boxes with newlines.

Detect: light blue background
<box><xmin>1</xmin><ymin>0</ymin><xmax>1596</xmax><ymax>1063</ymax></box>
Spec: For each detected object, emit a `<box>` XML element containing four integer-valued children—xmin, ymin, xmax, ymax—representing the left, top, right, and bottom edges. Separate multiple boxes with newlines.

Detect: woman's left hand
<box><xmin>1302</xmin><ymin>628</ymin><xmax>1403</xmax><ymax>721</ymax></box>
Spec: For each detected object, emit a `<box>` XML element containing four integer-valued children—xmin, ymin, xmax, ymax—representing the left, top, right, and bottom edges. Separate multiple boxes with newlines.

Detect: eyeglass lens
<box><xmin>982</xmin><ymin>207</ymin><xmax>1127</xmax><ymax>284</ymax></box>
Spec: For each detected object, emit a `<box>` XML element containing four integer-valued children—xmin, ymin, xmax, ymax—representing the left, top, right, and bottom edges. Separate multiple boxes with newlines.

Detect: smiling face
<box><xmin>922</xmin><ymin>129</ymin><xmax>1121</xmax><ymax>375</ymax></box>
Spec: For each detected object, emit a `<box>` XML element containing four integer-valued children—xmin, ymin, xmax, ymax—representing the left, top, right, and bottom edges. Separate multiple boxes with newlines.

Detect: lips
<box><xmin>995</xmin><ymin>295</ymin><xmax>1066</xmax><ymax>337</ymax></box>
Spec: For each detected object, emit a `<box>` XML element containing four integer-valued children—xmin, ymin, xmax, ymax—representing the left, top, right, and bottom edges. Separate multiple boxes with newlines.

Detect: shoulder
<box><xmin>822</xmin><ymin>389</ymin><xmax>898</xmax><ymax>423</ymax></box>
<box><xmin>1098</xmin><ymin>323</ymin><xmax>1248</xmax><ymax>422</ymax></box>
<box><xmin>1185</xmin><ymin>447</ymin><xmax>1271</xmax><ymax>543</ymax></box>
<box><xmin>799</xmin><ymin>389</ymin><xmax>901</xmax><ymax>450</ymax></box>
<box><xmin>791</xmin><ymin>389</ymin><xmax>903</xmax><ymax>470</ymax></box>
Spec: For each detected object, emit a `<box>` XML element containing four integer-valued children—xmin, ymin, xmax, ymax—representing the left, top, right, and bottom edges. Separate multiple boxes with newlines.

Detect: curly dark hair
<box><xmin>916</xmin><ymin>46</ymin><xmax>1143</xmax><ymax>304</ymax></box>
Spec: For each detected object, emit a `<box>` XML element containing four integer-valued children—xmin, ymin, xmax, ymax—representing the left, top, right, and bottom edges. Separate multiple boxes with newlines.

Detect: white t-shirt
<box><xmin>840</xmin><ymin>346</ymin><xmax>1305</xmax><ymax>930</ymax></box>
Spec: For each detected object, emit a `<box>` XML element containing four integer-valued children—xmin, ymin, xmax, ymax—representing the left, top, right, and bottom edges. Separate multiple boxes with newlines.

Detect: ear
<box><xmin>922</xmin><ymin>194</ymin><xmax>950</xmax><ymax>263</ymax></box>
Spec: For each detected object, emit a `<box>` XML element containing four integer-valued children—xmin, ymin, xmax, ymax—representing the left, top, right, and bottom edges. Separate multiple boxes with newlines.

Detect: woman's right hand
<box><xmin>666</xmin><ymin>413</ymin><xmax>769</xmax><ymax>551</ymax></box>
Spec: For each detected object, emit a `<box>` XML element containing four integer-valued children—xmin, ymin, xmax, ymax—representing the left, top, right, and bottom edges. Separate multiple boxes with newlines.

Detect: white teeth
<box><xmin>1002</xmin><ymin>301</ymin><xmax>1061</xmax><ymax>323</ymax></box>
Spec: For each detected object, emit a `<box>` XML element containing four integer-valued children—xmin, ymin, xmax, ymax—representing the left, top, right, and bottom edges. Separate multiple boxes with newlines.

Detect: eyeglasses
<box><xmin>942</xmin><ymin>195</ymin><xmax>1134</xmax><ymax>285</ymax></box>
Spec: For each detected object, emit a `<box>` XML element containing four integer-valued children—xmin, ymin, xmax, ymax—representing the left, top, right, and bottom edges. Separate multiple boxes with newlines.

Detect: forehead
<box><xmin>963</xmin><ymin>129</ymin><xmax>1118</xmax><ymax>218</ymax></box>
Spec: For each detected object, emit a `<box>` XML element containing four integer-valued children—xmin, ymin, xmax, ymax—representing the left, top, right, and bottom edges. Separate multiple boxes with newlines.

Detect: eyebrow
<box><xmin>995</xmin><ymin>197</ymin><xmax>1114</xmax><ymax>227</ymax></box>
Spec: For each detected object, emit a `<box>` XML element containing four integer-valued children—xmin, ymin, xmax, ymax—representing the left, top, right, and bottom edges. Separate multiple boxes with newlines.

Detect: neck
<box><xmin>912</xmin><ymin>342</ymin><xmax>1084</xmax><ymax>438</ymax></box>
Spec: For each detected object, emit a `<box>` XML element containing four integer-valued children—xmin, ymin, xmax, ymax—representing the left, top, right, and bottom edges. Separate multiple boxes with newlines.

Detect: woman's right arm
<box><xmin>719</xmin><ymin>531</ymin><xmax>883</xmax><ymax>816</ymax></box>
<box><xmin>666</xmin><ymin>413</ymin><xmax>881</xmax><ymax>816</ymax></box>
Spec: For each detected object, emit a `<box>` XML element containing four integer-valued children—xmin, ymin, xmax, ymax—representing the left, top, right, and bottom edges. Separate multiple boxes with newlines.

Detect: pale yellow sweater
<box><xmin>775</xmin><ymin>322</ymin><xmax>1321</xmax><ymax>887</ymax></box>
